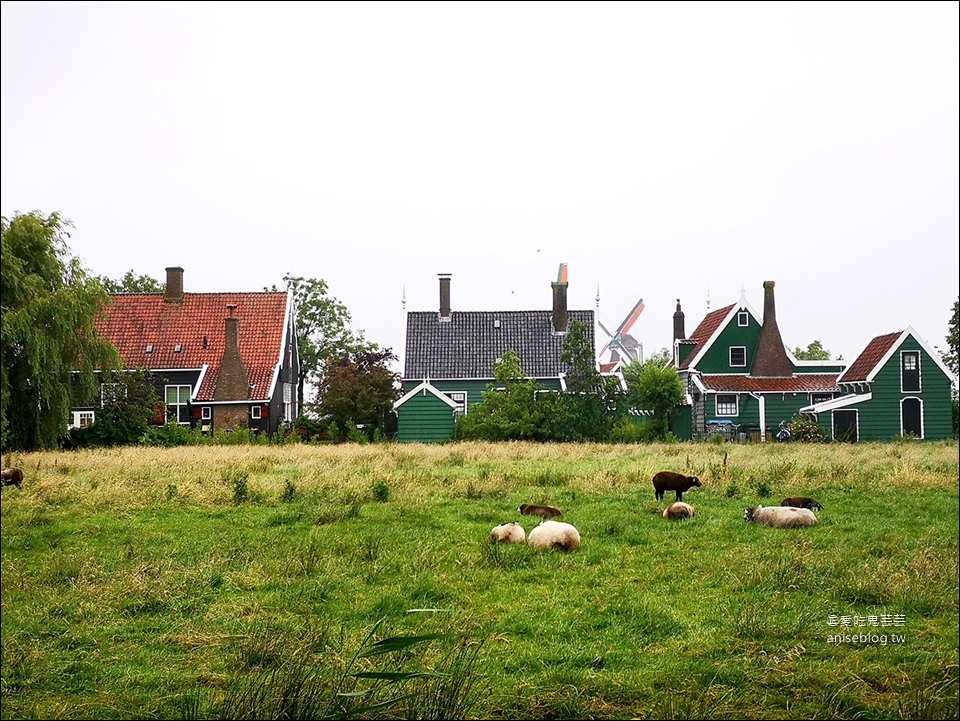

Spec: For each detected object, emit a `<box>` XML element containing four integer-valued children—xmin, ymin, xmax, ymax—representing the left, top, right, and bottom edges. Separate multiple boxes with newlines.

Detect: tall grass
<box><xmin>1</xmin><ymin>440</ymin><xmax>957</xmax><ymax>719</ymax></box>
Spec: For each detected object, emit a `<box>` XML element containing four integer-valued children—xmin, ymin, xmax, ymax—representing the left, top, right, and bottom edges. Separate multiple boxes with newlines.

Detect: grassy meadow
<box><xmin>1</xmin><ymin>440</ymin><xmax>958</xmax><ymax>720</ymax></box>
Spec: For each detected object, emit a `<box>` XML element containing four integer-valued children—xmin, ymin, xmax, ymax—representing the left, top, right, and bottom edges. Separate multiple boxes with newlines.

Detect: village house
<box><xmin>71</xmin><ymin>267</ymin><xmax>299</xmax><ymax>436</ymax></box>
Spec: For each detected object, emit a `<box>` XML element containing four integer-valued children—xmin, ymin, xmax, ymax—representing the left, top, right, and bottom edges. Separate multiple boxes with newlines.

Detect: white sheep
<box><xmin>527</xmin><ymin>520</ymin><xmax>581</xmax><ymax>551</ymax></box>
<box><xmin>489</xmin><ymin>522</ymin><xmax>526</xmax><ymax>544</ymax></box>
<box><xmin>744</xmin><ymin>505</ymin><xmax>818</xmax><ymax>528</ymax></box>
<box><xmin>663</xmin><ymin>501</ymin><xmax>696</xmax><ymax>520</ymax></box>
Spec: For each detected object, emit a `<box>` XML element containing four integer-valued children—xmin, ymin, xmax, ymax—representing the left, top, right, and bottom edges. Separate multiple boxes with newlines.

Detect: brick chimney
<box><xmin>673</xmin><ymin>299</ymin><xmax>685</xmax><ymax>340</ymax></box>
<box><xmin>551</xmin><ymin>280</ymin><xmax>569</xmax><ymax>334</ymax></box>
<box><xmin>214</xmin><ymin>304</ymin><xmax>250</xmax><ymax>401</ymax></box>
<box><xmin>438</xmin><ymin>273</ymin><xmax>452</xmax><ymax>321</ymax></box>
<box><xmin>164</xmin><ymin>267</ymin><xmax>184</xmax><ymax>303</ymax></box>
<box><xmin>749</xmin><ymin>281</ymin><xmax>793</xmax><ymax>377</ymax></box>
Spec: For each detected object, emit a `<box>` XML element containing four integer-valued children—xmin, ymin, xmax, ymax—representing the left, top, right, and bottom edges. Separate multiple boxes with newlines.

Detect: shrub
<box><xmin>789</xmin><ymin>414</ymin><xmax>828</xmax><ymax>443</ymax></box>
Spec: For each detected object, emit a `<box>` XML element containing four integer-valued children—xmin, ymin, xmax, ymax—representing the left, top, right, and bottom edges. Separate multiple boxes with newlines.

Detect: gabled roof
<box><xmin>678</xmin><ymin>293</ymin><xmax>763</xmax><ymax>370</ymax></box>
<box><xmin>701</xmin><ymin>374</ymin><xmax>840</xmax><ymax>393</ymax></box>
<box><xmin>404</xmin><ymin>310</ymin><xmax>594</xmax><ymax>379</ymax></box>
<box><xmin>97</xmin><ymin>292</ymin><xmax>291</xmax><ymax>402</ymax></box>
<box><xmin>838</xmin><ymin>326</ymin><xmax>956</xmax><ymax>384</ymax></box>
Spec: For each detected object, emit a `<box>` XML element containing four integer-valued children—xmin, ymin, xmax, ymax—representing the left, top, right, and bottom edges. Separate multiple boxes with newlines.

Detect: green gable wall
<box><xmin>848</xmin><ymin>337</ymin><xmax>954</xmax><ymax>441</ymax></box>
<box><xmin>396</xmin><ymin>389</ymin><xmax>455</xmax><ymax>443</ymax></box>
<box><xmin>696</xmin><ymin>316</ymin><xmax>763</xmax><ymax>373</ymax></box>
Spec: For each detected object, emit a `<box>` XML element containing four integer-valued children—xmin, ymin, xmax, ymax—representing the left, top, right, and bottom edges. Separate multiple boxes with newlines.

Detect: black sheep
<box><xmin>652</xmin><ymin>471</ymin><xmax>701</xmax><ymax>501</ymax></box>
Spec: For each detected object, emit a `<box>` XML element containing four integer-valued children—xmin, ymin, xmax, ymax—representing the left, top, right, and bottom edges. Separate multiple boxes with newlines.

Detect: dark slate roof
<box><xmin>404</xmin><ymin>310</ymin><xmax>594</xmax><ymax>379</ymax></box>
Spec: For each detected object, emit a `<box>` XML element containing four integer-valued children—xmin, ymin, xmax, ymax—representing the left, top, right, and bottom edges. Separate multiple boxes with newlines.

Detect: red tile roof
<box><xmin>97</xmin><ymin>292</ymin><xmax>290</xmax><ymax>402</ymax></box>
<box><xmin>837</xmin><ymin>331</ymin><xmax>902</xmax><ymax>384</ymax></box>
<box><xmin>701</xmin><ymin>374</ymin><xmax>840</xmax><ymax>393</ymax></box>
<box><xmin>678</xmin><ymin>304</ymin><xmax>734</xmax><ymax>369</ymax></box>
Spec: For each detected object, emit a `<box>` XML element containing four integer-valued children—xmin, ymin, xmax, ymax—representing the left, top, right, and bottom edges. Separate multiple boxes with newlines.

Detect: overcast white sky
<box><xmin>3</xmin><ymin>1</ymin><xmax>958</xmax><ymax>372</ymax></box>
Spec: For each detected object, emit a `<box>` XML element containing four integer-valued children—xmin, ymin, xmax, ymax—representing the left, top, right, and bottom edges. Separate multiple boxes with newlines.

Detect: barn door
<box><xmin>833</xmin><ymin>410</ymin><xmax>858</xmax><ymax>442</ymax></box>
<box><xmin>901</xmin><ymin>398</ymin><xmax>922</xmax><ymax>438</ymax></box>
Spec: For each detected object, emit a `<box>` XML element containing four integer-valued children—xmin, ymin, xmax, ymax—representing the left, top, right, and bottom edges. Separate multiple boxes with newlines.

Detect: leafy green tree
<box><xmin>267</xmin><ymin>275</ymin><xmax>374</xmax><ymax>409</ymax></box>
<box><xmin>623</xmin><ymin>349</ymin><xmax>685</xmax><ymax>441</ymax></box>
<box><xmin>454</xmin><ymin>351</ymin><xmax>547</xmax><ymax>441</ymax></box>
<box><xmin>66</xmin><ymin>367</ymin><xmax>161</xmax><ymax>447</ymax></box>
<box><xmin>559</xmin><ymin>319</ymin><xmax>625</xmax><ymax>441</ymax></box>
<box><xmin>96</xmin><ymin>270</ymin><xmax>163</xmax><ymax>293</ymax></box>
<box><xmin>793</xmin><ymin>340</ymin><xmax>833</xmax><ymax>360</ymax></box>
<box><xmin>944</xmin><ymin>297</ymin><xmax>959</xmax><ymax>378</ymax></box>
<box><xmin>309</xmin><ymin>348</ymin><xmax>399</xmax><ymax>441</ymax></box>
<box><xmin>1</xmin><ymin>211</ymin><xmax>120</xmax><ymax>450</ymax></box>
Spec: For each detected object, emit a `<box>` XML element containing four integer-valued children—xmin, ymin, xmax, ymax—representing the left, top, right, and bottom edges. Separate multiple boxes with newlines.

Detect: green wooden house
<box><xmin>395</xmin><ymin>273</ymin><xmax>595</xmax><ymax>442</ymax></box>
<box><xmin>672</xmin><ymin>280</ymin><xmax>955</xmax><ymax>442</ymax></box>
<box><xmin>799</xmin><ymin>327</ymin><xmax>956</xmax><ymax>441</ymax></box>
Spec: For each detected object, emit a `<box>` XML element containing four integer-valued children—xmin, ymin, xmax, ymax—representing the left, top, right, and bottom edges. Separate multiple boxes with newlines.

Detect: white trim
<box><xmin>684</xmin><ymin>297</ymin><xmax>762</xmax><ymax>370</ymax></box>
<box><xmin>394</xmin><ymin>380</ymin><xmax>459</xmax><ymax>410</ymax></box>
<box><xmin>899</xmin><ymin>349</ymin><xmax>921</xmax><ymax>393</ymax></box>
<box><xmin>193</xmin><ymin>364</ymin><xmax>209</xmax><ymax>401</ymax></box>
<box><xmin>900</xmin><ymin>396</ymin><xmax>924</xmax><ymax>438</ymax></box>
<box><xmin>863</xmin><ymin>327</ymin><xmax>956</xmax><ymax>384</ymax></box>
<box><xmin>799</xmin><ymin>392</ymin><xmax>872</xmax><ymax>414</ymax></box>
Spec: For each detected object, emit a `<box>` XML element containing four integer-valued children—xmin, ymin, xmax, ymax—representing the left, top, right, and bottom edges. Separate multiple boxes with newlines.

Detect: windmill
<box><xmin>596</xmin><ymin>289</ymin><xmax>645</xmax><ymax>367</ymax></box>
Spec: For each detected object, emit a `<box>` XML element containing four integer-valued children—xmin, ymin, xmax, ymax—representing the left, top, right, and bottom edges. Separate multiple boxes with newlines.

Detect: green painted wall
<box><xmin>850</xmin><ymin>338</ymin><xmax>955</xmax><ymax>441</ymax></box>
<box><xmin>696</xmin><ymin>316</ymin><xmax>763</xmax><ymax>373</ymax></box>
<box><xmin>396</xmin><ymin>390</ymin><xmax>454</xmax><ymax>443</ymax></box>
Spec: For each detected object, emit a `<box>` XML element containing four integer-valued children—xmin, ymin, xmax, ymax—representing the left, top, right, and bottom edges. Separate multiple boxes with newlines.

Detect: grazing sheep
<box><xmin>663</xmin><ymin>501</ymin><xmax>696</xmax><ymax>520</ymax></box>
<box><xmin>490</xmin><ymin>522</ymin><xmax>526</xmax><ymax>544</ymax></box>
<box><xmin>1</xmin><ymin>467</ymin><xmax>23</xmax><ymax>489</ymax></box>
<box><xmin>744</xmin><ymin>505</ymin><xmax>818</xmax><ymax>528</ymax></box>
<box><xmin>781</xmin><ymin>496</ymin><xmax>823</xmax><ymax>511</ymax></box>
<box><xmin>527</xmin><ymin>520</ymin><xmax>581</xmax><ymax>551</ymax></box>
<box><xmin>518</xmin><ymin>503</ymin><xmax>563</xmax><ymax>520</ymax></box>
<box><xmin>652</xmin><ymin>471</ymin><xmax>702</xmax><ymax>501</ymax></box>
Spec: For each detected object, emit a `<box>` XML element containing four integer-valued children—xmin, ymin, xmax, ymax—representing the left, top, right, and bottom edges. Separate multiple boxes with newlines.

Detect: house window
<box><xmin>729</xmin><ymin>347</ymin><xmax>747</xmax><ymax>368</ymax></box>
<box><xmin>715</xmin><ymin>394</ymin><xmax>738</xmax><ymax>416</ymax></box>
<box><xmin>283</xmin><ymin>382</ymin><xmax>294</xmax><ymax>422</ymax></box>
<box><xmin>100</xmin><ymin>382</ymin><xmax>126</xmax><ymax>407</ymax></box>
<box><xmin>901</xmin><ymin>351</ymin><xmax>920</xmax><ymax>392</ymax></box>
<box><xmin>201</xmin><ymin>406</ymin><xmax>212</xmax><ymax>420</ymax></box>
<box><xmin>833</xmin><ymin>409</ymin><xmax>858</xmax><ymax>442</ymax></box>
<box><xmin>737</xmin><ymin>311</ymin><xmax>749</xmax><ymax>327</ymax></box>
<box><xmin>810</xmin><ymin>393</ymin><xmax>833</xmax><ymax>406</ymax></box>
<box><xmin>251</xmin><ymin>406</ymin><xmax>262</xmax><ymax>420</ymax></box>
<box><xmin>165</xmin><ymin>385</ymin><xmax>191</xmax><ymax>425</ymax></box>
<box><xmin>72</xmin><ymin>410</ymin><xmax>95</xmax><ymax>429</ymax></box>
<box><xmin>446</xmin><ymin>391</ymin><xmax>467</xmax><ymax>419</ymax></box>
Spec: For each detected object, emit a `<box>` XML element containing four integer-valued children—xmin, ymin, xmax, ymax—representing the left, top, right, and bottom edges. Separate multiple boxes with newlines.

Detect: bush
<box><xmin>788</xmin><ymin>414</ymin><xmax>828</xmax><ymax>443</ymax></box>
<box><xmin>141</xmin><ymin>423</ymin><xmax>205</xmax><ymax>447</ymax></box>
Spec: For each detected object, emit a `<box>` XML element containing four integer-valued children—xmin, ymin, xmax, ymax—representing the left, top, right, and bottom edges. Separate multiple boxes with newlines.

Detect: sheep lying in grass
<box><xmin>652</xmin><ymin>471</ymin><xmax>701</xmax><ymax>501</ymax></box>
<box><xmin>744</xmin><ymin>505</ymin><xmax>818</xmax><ymax>528</ymax></box>
<box><xmin>781</xmin><ymin>496</ymin><xmax>823</xmax><ymax>511</ymax></box>
<box><xmin>528</xmin><ymin>521</ymin><xmax>580</xmax><ymax>551</ymax></box>
<box><xmin>490</xmin><ymin>522</ymin><xmax>526</xmax><ymax>544</ymax></box>
<box><xmin>1</xmin><ymin>467</ymin><xmax>23</xmax><ymax>489</ymax></box>
<box><xmin>518</xmin><ymin>503</ymin><xmax>563</xmax><ymax>520</ymax></box>
<box><xmin>662</xmin><ymin>501</ymin><xmax>696</xmax><ymax>520</ymax></box>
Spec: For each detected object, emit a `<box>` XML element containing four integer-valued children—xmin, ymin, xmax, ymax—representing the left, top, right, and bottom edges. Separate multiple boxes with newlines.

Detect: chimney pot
<box><xmin>673</xmin><ymin>298</ymin><xmax>685</xmax><ymax>341</ymax></box>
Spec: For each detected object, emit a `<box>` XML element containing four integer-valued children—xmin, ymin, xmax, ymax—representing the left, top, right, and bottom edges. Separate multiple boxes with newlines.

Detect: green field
<box><xmin>1</xmin><ymin>440</ymin><xmax>958</xmax><ymax>719</ymax></box>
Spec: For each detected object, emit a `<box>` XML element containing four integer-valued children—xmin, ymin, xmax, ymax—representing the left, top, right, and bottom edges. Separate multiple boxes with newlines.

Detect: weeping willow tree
<box><xmin>1</xmin><ymin>211</ymin><xmax>119</xmax><ymax>450</ymax></box>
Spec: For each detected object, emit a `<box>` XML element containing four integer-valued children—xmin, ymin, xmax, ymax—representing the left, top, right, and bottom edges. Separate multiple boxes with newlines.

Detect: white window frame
<box><xmin>729</xmin><ymin>346</ymin><xmax>747</xmax><ymax>368</ymax></box>
<box><xmin>737</xmin><ymin>311</ymin><xmax>749</xmax><ymax>327</ymax></box>
<box><xmin>201</xmin><ymin>406</ymin><xmax>212</xmax><ymax>420</ymax></box>
<box><xmin>900</xmin><ymin>396</ymin><xmax>923</xmax><ymax>439</ymax></box>
<box><xmin>446</xmin><ymin>391</ymin><xmax>467</xmax><ymax>419</ymax></box>
<box><xmin>165</xmin><ymin>385</ymin><xmax>192</xmax><ymax>425</ymax></box>
<box><xmin>251</xmin><ymin>405</ymin><xmax>263</xmax><ymax>420</ymax></box>
<box><xmin>100</xmin><ymin>382</ymin><xmax>126</xmax><ymax>407</ymax></box>
<box><xmin>900</xmin><ymin>351</ymin><xmax>921</xmax><ymax>393</ymax></box>
<box><xmin>715</xmin><ymin>394</ymin><xmax>739</xmax><ymax>416</ymax></box>
<box><xmin>71</xmin><ymin>410</ymin><xmax>96</xmax><ymax>429</ymax></box>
